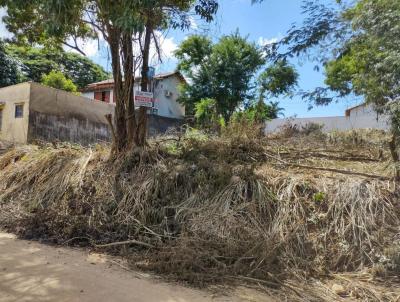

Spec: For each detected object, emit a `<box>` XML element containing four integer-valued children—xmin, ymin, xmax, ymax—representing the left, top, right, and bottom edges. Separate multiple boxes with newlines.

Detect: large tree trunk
<box><xmin>136</xmin><ymin>20</ymin><xmax>153</xmax><ymax>146</ymax></box>
<box><xmin>121</xmin><ymin>32</ymin><xmax>138</xmax><ymax>147</ymax></box>
<box><xmin>108</xmin><ymin>27</ymin><xmax>127</xmax><ymax>153</ymax></box>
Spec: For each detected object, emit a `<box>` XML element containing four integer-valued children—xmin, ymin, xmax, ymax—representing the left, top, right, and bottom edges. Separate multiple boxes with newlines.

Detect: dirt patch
<box><xmin>0</xmin><ymin>231</ymin><xmax>275</xmax><ymax>302</ymax></box>
<box><xmin>0</xmin><ymin>130</ymin><xmax>399</xmax><ymax>301</ymax></box>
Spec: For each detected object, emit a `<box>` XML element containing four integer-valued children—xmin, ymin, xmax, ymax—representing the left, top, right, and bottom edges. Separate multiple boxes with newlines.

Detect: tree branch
<box><xmin>62</xmin><ymin>40</ymin><xmax>86</xmax><ymax>56</ymax></box>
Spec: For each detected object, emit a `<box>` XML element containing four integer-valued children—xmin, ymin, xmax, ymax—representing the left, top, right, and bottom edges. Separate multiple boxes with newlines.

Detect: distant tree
<box><xmin>0</xmin><ymin>39</ymin><xmax>22</xmax><ymax>87</ymax></box>
<box><xmin>176</xmin><ymin>33</ymin><xmax>265</xmax><ymax>120</ymax></box>
<box><xmin>6</xmin><ymin>44</ymin><xmax>108</xmax><ymax>89</ymax></box>
<box><xmin>175</xmin><ymin>35</ymin><xmax>213</xmax><ymax>79</ymax></box>
<box><xmin>177</xmin><ymin>33</ymin><xmax>298</xmax><ymax>122</ymax></box>
<box><xmin>233</xmin><ymin>100</ymin><xmax>284</xmax><ymax>125</ymax></box>
<box><xmin>268</xmin><ymin>101</ymin><xmax>285</xmax><ymax>119</ymax></box>
<box><xmin>60</xmin><ymin>52</ymin><xmax>109</xmax><ymax>89</ymax></box>
<box><xmin>41</xmin><ymin>70</ymin><xmax>78</xmax><ymax>94</ymax></box>
<box><xmin>258</xmin><ymin>60</ymin><xmax>298</xmax><ymax>99</ymax></box>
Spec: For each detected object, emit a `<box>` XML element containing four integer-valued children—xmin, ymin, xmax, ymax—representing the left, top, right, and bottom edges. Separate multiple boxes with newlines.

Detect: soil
<box><xmin>0</xmin><ymin>232</ymin><xmax>275</xmax><ymax>302</ymax></box>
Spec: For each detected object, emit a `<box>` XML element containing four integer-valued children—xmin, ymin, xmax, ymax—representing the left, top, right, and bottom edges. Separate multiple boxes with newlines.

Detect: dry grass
<box><xmin>0</xmin><ymin>129</ymin><xmax>399</xmax><ymax>301</ymax></box>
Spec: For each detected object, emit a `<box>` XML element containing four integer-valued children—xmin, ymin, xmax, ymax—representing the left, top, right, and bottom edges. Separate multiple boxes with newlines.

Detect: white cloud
<box><xmin>189</xmin><ymin>16</ymin><xmax>198</xmax><ymax>30</ymax></box>
<box><xmin>63</xmin><ymin>37</ymin><xmax>101</xmax><ymax>57</ymax></box>
<box><xmin>150</xmin><ymin>31</ymin><xmax>178</xmax><ymax>62</ymax></box>
<box><xmin>0</xmin><ymin>8</ymin><xmax>13</xmax><ymax>39</ymax></box>
<box><xmin>258</xmin><ymin>36</ymin><xmax>279</xmax><ymax>47</ymax></box>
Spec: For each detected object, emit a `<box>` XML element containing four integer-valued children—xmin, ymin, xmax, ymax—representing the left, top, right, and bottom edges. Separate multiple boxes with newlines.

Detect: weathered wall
<box><xmin>148</xmin><ymin>114</ymin><xmax>184</xmax><ymax>136</ymax></box>
<box><xmin>265</xmin><ymin>114</ymin><xmax>390</xmax><ymax>133</ymax></box>
<box><xmin>0</xmin><ymin>83</ymin><xmax>31</xmax><ymax>143</ymax></box>
<box><xmin>28</xmin><ymin>83</ymin><xmax>114</xmax><ymax>145</ymax></box>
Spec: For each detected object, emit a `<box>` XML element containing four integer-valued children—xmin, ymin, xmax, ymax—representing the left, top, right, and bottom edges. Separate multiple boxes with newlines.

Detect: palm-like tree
<box><xmin>268</xmin><ymin>101</ymin><xmax>285</xmax><ymax>119</ymax></box>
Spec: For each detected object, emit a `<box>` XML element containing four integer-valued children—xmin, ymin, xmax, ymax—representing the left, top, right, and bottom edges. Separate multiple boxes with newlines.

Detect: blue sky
<box><xmin>93</xmin><ymin>0</ymin><xmax>362</xmax><ymax>117</ymax></box>
<box><xmin>0</xmin><ymin>1</ymin><xmax>362</xmax><ymax>117</ymax></box>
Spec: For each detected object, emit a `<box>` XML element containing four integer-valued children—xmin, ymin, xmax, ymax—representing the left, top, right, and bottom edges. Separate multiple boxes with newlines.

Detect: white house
<box><xmin>81</xmin><ymin>71</ymin><xmax>186</xmax><ymax>119</ymax></box>
<box><xmin>265</xmin><ymin>102</ymin><xmax>391</xmax><ymax>133</ymax></box>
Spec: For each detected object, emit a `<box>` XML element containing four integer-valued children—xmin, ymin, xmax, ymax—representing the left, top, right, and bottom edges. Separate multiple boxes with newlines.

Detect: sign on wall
<box><xmin>134</xmin><ymin>91</ymin><xmax>153</xmax><ymax>107</ymax></box>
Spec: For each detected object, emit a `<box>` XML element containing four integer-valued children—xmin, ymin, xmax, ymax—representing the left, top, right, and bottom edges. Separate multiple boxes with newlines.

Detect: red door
<box><xmin>103</xmin><ymin>91</ymin><xmax>110</xmax><ymax>103</ymax></box>
<box><xmin>94</xmin><ymin>91</ymin><xmax>102</xmax><ymax>101</ymax></box>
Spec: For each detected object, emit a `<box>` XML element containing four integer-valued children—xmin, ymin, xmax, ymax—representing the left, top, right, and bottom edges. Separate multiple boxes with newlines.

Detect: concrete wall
<box><xmin>148</xmin><ymin>114</ymin><xmax>184</xmax><ymax>136</ymax></box>
<box><xmin>0</xmin><ymin>83</ymin><xmax>31</xmax><ymax>143</ymax></box>
<box><xmin>28</xmin><ymin>83</ymin><xmax>114</xmax><ymax>145</ymax></box>
<box><xmin>349</xmin><ymin>103</ymin><xmax>377</xmax><ymax>118</ymax></box>
<box><xmin>265</xmin><ymin>114</ymin><xmax>390</xmax><ymax>133</ymax></box>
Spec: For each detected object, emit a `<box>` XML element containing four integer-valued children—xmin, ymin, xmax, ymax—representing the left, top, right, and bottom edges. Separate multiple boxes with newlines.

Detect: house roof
<box><xmin>81</xmin><ymin>71</ymin><xmax>186</xmax><ymax>92</ymax></box>
<box><xmin>344</xmin><ymin>102</ymin><xmax>366</xmax><ymax>116</ymax></box>
<box><xmin>346</xmin><ymin>102</ymin><xmax>366</xmax><ymax>112</ymax></box>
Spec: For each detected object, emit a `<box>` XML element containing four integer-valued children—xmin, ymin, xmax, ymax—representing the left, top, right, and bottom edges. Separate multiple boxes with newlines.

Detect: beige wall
<box><xmin>0</xmin><ymin>83</ymin><xmax>31</xmax><ymax>143</ymax></box>
<box><xmin>28</xmin><ymin>83</ymin><xmax>115</xmax><ymax>145</ymax></box>
<box><xmin>29</xmin><ymin>83</ymin><xmax>114</xmax><ymax>124</ymax></box>
<box><xmin>0</xmin><ymin>82</ymin><xmax>116</xmax><ymax>145</ymax></box>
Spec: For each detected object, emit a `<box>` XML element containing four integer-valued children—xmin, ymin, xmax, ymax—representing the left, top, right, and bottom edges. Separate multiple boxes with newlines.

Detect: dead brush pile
<box><xmin>0</xmin><ymin>131</ymin><xmax>399</xmax><ymax>299</ymax></box>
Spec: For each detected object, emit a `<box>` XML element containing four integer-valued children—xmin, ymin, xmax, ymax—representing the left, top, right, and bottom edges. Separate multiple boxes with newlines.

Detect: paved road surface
<box><xmin>0</xmin><ymin>232</ymin><xmax>275</xmax><ymax>302</ymax></box>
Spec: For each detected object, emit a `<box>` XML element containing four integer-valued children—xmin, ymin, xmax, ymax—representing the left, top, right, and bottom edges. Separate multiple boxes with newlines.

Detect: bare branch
<box><xmin>62</xmin><ymin>40</ymin><xmax>86</xmax><ymax>56</ymax></box>
<box><xmin>152</xmin><ymin>31</ymin><xmax>163</xmax><ymax>63</ymax></box>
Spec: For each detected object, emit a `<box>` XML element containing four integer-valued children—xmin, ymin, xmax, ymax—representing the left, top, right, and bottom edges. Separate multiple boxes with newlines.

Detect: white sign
<box><xmin>134</xmin><ymin>91</ymin><xmax>153</xmax><ymax>107</ymax></box>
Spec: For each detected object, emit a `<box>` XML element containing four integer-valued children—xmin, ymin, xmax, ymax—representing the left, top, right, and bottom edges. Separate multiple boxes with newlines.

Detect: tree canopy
<box><xmin>267</xmin><ymin>0</ymin><xmax>400</xmax><ymax>109</ymax></box>
<box><xmin>5</xmin><ymin>44</ymin><xmax>109</xmax><ymax>89</ymax></box>
<box><xmin>324</xmin><ymin>0</ymin><xmax>400</xmax><ymax>105</ymax></box>
<box><xmin>176</xmin><ymin>33</ymin><xmax>297</xmax><ymax>121</ymax></box>
<box><xmin>0</xmin><ymin>39</ymin><xmax>22</xmax><ymax>88</ymax></box>
<box><xmin>41</xmin><ymin>70</ymin><xmax>78</xmax><ymax>93</ymax></box>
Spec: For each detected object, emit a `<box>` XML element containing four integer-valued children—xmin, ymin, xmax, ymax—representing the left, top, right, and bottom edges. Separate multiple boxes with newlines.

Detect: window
<box><xmin>94</xmin><ymin>91</ymin><xmax>111</xmax><ymax>103</ymax></box>
<box><xmin>15</xmin><ymin>104</ymin><xmax>24</xmax><ymax>118</ymax></box>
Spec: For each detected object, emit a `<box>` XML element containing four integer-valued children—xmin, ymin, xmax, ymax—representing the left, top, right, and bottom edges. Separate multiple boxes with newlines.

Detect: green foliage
<box><xmin>195</xmin><ymin>98</ymin><xmax>218</xmax><ymax>128</ymax></box>
<box><xmin>41</xmin><ymin>70</ymin><xmax>78</xmax><ymax>93</ymax></box>
<box><xmin>272</xmin><ymin>0</ymin><xmax>400</xmax><ymax>110</ymax></box>
<box><xmin>324</xmin><ymin>0</ymin><xmax>400</xmax><ymax>105</ymax></box>
<box><xmin>176</xmin><ymin>33</ymin><xmax>265</xmax><ymax>120</ymax></box>
<box><xmin>61</xmin><ymin>52</ymin><xmax>109</xmax><ymax>89</ymax></box>
<box><xmin>313</xmin><ymin>192</ymin><xmax>326</xmax><ymax>203</ymax></box>
<box><xmin>0</xmin><ymin>0</ymin><xmax>218</xmax><ymax>48</ymax></box>
<box><xmin>0</xmin><ymin>39</ymin><xmax>23</xmax><ymax>87</ymax></box>
<box><xmin>6</xmin><ymin>44</ymin><xmax>108</xmax><ymax>89</ymax></box>
<box><xmin>0</xmin><ymin>0</ymin><xmax>219</xmax><ymax>150</ymax></box>
<box><xmin>268</xmin><ymin>101</ymin><xmax>285</xmax><ymax>119</ymax></box>
<box><xmin>175</xmin><ymin>35</ymin><xmax>213</xmax><ymax>78</ymax></box>
<box><xmin>176</xmin><ymin>33</ymin><xmax>298</xmax><ymax>122</ymax></box>
<box><xmin>0</xmin><ymin>0</ymin><xmax>95</xmax><ymax>49</ymax></box>
<box><xmin>232</xmin><ymin>100</ymin><xmax>284</xmax><ymax>125</ymax></box>
<box><xmin>259</xmin><ymin>60</ymin><xmax>298</xmax><ymax>97</ymax></box>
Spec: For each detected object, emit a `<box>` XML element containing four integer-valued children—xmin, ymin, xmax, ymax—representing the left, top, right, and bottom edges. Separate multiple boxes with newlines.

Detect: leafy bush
<box><xmin>194</xmin><ymin>98</ymin><xmax>225</xmax><ymax>131</ymax></box>
<box><xmin>41</xmin><ymin>70</ymin><xmax>78</xmax><ymax>94</ymax></box>
<box><xmin>276</xmin><ymin>120</ymin><xmax>324</xmax><ymax>138</ymax></box>
<box><xmin>301</xmin><ymin>122</ymin><xmax>324</xmax><ymax>135</ymax></box>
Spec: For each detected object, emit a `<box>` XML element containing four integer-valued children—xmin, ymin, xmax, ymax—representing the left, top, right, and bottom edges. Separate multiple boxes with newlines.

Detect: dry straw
<box><xmin>0</xmin><ymin>128</ymin><xmax>399</xmax><ymax>300</ymax></box>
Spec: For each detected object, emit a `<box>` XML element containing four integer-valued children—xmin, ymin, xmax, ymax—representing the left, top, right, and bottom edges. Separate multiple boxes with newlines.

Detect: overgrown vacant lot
<box><xmin>1</xmin><ymin>128</ymin><xmax>399</xmax><ymax>301</ymax></box>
